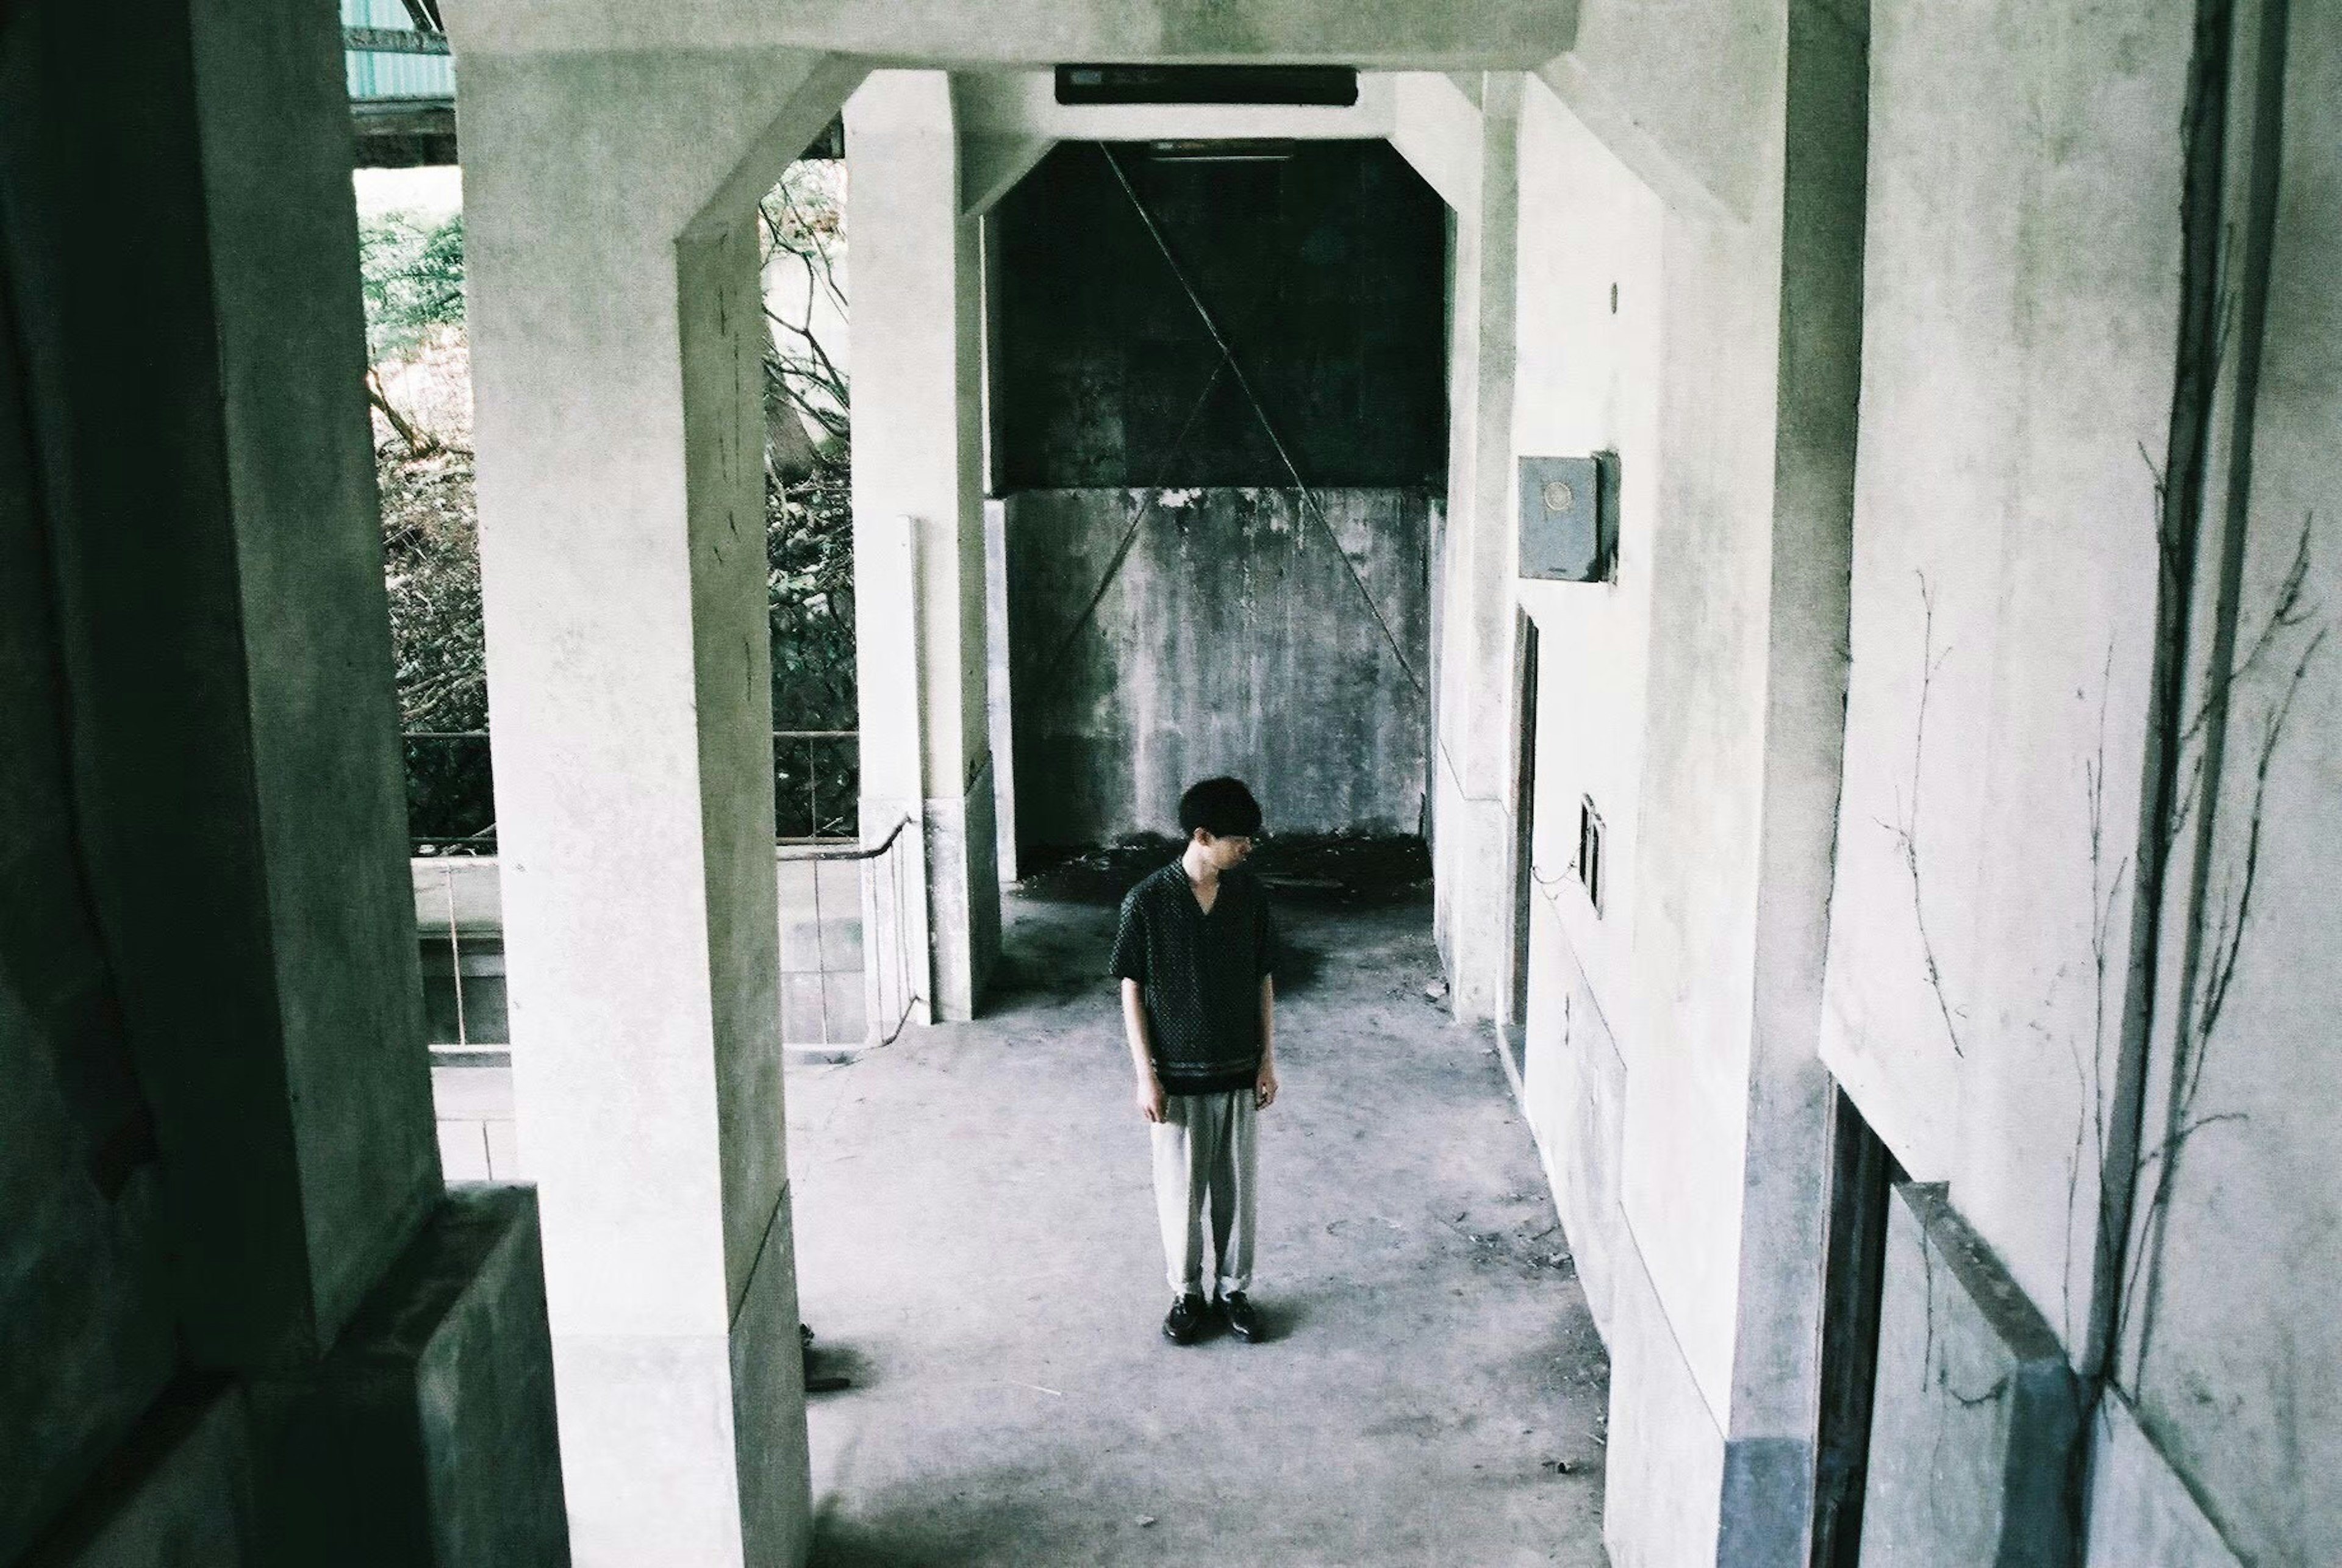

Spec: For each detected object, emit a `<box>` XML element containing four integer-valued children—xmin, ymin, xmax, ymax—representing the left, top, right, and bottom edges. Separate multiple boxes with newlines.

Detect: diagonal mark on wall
<box><xmin>1098</xmin><ymin>143</ymin><xmax>1428</xmax><ymax>699</ymax></box>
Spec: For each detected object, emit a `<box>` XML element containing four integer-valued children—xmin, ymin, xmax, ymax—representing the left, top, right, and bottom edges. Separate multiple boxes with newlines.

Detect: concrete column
<box><xmin>2</xmin><ymin>1</ymin><xmax>562</xmax><ymax>1559</ymax></box>
<box><xmin>1431</xmin><ymin>74</ymin><xmax>1524</xmax><ymax>1024</ymax></box>
<box><xmin>848</xmin><ymin>71</ymin><xmax>1001</xmax><ymax>1023</ymax></box>
<box><xmin>451</xmin><ymin>37</ymin><xmax>863</xmax><ymax>1567</ymax></box>
<box><xmin>1716</xmin><ymin>3</ymin><xmax>1869</xmax><ymax>1559</ymax></box>
<box><xmin>0</xmin><ymin>0</ymin><xmax>441</xmax><ymax>1381</ymax></box>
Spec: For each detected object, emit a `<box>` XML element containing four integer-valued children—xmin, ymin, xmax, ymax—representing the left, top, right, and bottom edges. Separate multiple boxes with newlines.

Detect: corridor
<box><xmin>786</xmin><ymin>881</ymin><xmax>1610</xmax><ymax>1567</ymax></box>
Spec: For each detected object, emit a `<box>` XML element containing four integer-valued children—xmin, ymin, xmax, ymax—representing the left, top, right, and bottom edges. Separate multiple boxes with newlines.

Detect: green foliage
<box><xmin>381</xmin><ymin>443</ymin><xmax>494</xmax><ymax>847</ymax></box>
<box><xmin>360</xmin><ymin>170</ymin><xmax>858</xmax><ymax>847</ymax></box>
<box><xmin>359</xmin><ymin>209</ymin><xmax>466</xmax><ymax>365</ymax></box>
<box><xmin>759</xmin><ymin>165</ymin><xmax>859</xmax><ymax>838</ymax></box>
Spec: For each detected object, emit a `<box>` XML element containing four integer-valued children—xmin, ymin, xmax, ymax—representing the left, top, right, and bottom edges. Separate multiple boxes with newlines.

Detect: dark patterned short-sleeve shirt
<box><xmin>1110</xmin><ymin>861</ymin><xmax>1281</xmax><ymax>1095</ymax></box>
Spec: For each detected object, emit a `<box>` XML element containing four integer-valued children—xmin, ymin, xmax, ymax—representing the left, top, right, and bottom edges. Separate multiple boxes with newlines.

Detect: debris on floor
<box><xmin>1018</xmin><ymin>832</ymin><xmax>1434</xmax><ymax>906</ymax></box>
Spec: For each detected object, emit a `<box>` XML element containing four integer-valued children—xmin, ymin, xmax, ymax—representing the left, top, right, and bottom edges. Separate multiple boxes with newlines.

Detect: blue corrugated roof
<box><xmin>343</xmin><ymin>0</ymin><xmax>454</xmax><ymax>102</ymax></box>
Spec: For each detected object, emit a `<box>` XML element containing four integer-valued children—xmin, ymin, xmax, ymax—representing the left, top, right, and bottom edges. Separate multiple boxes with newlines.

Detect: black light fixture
<box><xmin>1055</xmin><ymin>65</ymin><xmax>1359</xmax><ymax>107</ymax></box>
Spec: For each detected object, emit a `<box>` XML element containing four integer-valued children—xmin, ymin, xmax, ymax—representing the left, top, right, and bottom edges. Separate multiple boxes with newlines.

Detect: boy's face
<box><xmin>1192</xmin><ymin>829</ymin><xmax>1254</xmax><ymax>870</ymax></box>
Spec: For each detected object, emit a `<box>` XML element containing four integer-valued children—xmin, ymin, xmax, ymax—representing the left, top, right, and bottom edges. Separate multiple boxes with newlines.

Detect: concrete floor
<box><xmin>786</xmin><ymin>882</ymin><xmax>1611</xmax><ymax>1567</ymax></box>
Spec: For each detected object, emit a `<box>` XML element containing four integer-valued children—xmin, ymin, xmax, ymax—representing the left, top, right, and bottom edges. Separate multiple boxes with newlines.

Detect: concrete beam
<box><xmin>958</xmin><ymin>134</ymin><xmax>1053</xmax><ymax>218</ymax></box>
<box><xmin>1388</xmin><ymin>71</ymin><xmax>1483</xmax><ymax>215</ymax></box>
<box><xmin>459</xmin><ymin>43</ymin><xmax>858</xmax><ymax>1565</ymax></box>
<box><xmin>442</xmin><ymin>0</ymin><xmax>1578</xmax><ymax>70</ymax></box>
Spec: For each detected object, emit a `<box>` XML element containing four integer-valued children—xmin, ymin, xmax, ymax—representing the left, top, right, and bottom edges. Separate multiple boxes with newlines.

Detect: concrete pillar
<box><xmin>1430</xmin><ymin>74</ymin><xmax>1524</xmax><ymax>1024</ymax></box>
<box><xmin>450</xmin><ymin>36</ymin><xmax>864</xmax><ymax>1566</ymax></box>
<box><xmin>2</xmin><ymin>0</ymin><xmax>561</xmax><ymax>1559</ymax></box>
<box><xmin>1715</xmin><ymin>3</ymin><xmax>1869</xmax><ymax>1558</ymax></box>
<box><xmin>848</xmin><ymin>71</ymin><xmax>1001</xmax><ymax>1023</ymax></box>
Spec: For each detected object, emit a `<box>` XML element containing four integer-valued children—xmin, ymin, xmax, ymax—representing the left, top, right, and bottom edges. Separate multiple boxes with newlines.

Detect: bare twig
<box><xmin>1891</xmin><ymin>575</ymin><xmax>1966</xmax><ymax>1058</ymax></box>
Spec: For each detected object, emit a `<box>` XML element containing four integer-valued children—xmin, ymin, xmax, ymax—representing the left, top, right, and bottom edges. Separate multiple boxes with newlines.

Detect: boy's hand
<box><xmin>1137</xmin><ymin>1072</ymin><xmax>1168</xmax><ymax>1123</ymax></box>
<box><xmin>1255</xmin><ymin>1061</ymin><xmax>1279</xmax><ymax>1111</ymax></box>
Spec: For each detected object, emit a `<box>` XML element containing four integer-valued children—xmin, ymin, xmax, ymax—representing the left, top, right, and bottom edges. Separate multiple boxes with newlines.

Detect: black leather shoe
<box><xmin>1163</xmin><ymin>1292</ymin><xmax>1208</xmax><ymax>1345</ymax></box>
<box><xmin>1222</xmin><ymin>1291</ymin><xmax>1262</xmax><ymax>1342</ymax></box>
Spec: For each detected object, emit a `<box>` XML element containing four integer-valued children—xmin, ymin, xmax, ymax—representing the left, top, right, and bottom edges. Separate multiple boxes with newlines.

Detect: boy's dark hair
<box><xmin>1180</xmin><ymin>776</ymin><xmax>1263</xmax><ymax>840</ymax></box>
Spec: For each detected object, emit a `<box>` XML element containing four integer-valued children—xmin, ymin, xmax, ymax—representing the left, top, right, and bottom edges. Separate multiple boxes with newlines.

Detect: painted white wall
<box><xmin>1507</xmin><ymin>75</ymin><xmax>1664</xmax><ymax>1359</ymax></box>
<box><xmin>1513</xmin><ymin>76</ymin><xmax>1664</xmax><ymax>1078</ymax></box>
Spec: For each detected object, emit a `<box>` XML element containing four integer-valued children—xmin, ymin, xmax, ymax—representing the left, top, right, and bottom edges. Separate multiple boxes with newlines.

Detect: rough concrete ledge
<box><xmin>1860</xmin><ymin>1182</ymin><xmax>2080</xmax><ymax>1568</ymax></box>
<box><xmin>20</xmin><ymin>1380</ymin><xmax>251</xmax><ymax>1567</ymax></box>
<box><xmin>246</xmin><ymin>1185</ymin><xmax>568</xmax><ymax>1568</ymax></box>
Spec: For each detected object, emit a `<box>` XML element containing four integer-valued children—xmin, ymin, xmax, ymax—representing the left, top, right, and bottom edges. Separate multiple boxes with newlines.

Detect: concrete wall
<box><xmin>1498</xmin><ymin>2</ymin><xmax>1874</xmax><ymax>1561</ymax></box>
<box><xmin>990</xmin><ymin>141</ymin><xmax>1447</xmax><ymax>492</ymax></box>
<box><xmin>1509</xmin><ymin>74</ymin><xmax>1666</xmax><ymax>1353</ymax></box>
<box><xmin>1807</xmin><ymin>0</ymin><xmax>2342</xmax><ymax>1564</ymax></box>
<box><xmin>1498</xmin><ymin>0</ymin><xmax>1809</xmax><ymax>1550</ymax></box>
<box><xmin>2109</xmin><ymin>3</ymin><xmax>2342</xmax><ymax>1559</ymax></box>
<box><xmin>1820</xmin><ymin>0</ymin><xmax>2185</xmax><ymax>1333</ymax></box>
<box><xmin>1858</xmin><ymin>1184</ymin><xmax>2081</xmax><ymax>1566</ymax></box>
<box><xmin>1003</xmin><ymin>487</ymin><xmax>1431</xmax><ymax>848</ymax></box>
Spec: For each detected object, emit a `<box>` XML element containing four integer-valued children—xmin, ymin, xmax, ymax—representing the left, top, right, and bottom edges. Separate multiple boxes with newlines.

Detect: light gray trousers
<box><xmin>1150</xmin><ymin>1089</ymin><xmax>1258</xmax><ymax>1298</ymax></box>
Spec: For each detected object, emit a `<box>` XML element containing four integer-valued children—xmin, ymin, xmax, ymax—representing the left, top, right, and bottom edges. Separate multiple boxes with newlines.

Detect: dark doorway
<box><xmin>1503</xmin><ymin>610</ymin><xmax>1539</xmax><ymax>1084</ymax></box>
<box><xmin>1810</xmin><ymin>1087</ymin><xmax>1905</xmax><ymax>1566</ymax></box>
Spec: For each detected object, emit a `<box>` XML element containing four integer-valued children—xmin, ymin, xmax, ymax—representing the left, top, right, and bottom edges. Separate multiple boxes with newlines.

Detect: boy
<box><xmin>1109</xmin><ymin>776</ymin><xmax>1281</xmax><ymax>1345</ymax></box>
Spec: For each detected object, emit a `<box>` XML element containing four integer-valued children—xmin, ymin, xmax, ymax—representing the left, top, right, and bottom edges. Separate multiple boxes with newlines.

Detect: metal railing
<box><xmin>412</xmin><ymin>797</ymin><xmax>915</xmax><ymax>1061</ymax></box>
<box><xmin>777</xmin><ymin>815</ymin><xmax>921</xmax><ymax>1054</ymax></box>
<box><xmin>402</xmin><ymin>728</ymin><xmax>859</xmax><ymax>853</ymax></box>
<box><xmin>773</xmin><ymin>728</ymin><xmax>859</xmax><ymax>843</ymax></box>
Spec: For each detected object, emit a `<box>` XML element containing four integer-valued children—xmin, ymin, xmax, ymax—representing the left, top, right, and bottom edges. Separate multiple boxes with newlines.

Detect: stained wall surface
<box><xmin>2114</xmin><ymin>3</ymin><xmax>2342</xmax><ymax>1558</ymax></box>
<box><xmin>1491</xmin><ymin>0</ymin><xmax>1803</xmax><ymax>1548</ymax></box>
<box><xmin>1004</xmin><ymin>486</ymin><xmax>1431</xmax><ymax>848</ymax></box>
<box><xmin>991</xmin><ymin>140</ymin><xmax>1449</xmax><ymax>492</ymax></box>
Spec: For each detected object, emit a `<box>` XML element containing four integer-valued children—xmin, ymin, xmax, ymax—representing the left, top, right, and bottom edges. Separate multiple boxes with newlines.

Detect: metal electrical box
<box><xmin>1518</xmin><ymin>453</ymin><xmax>1618</xmax><ymax>581</ymax></box>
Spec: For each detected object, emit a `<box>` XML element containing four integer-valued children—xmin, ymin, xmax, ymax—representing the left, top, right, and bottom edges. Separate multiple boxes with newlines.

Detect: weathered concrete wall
<box><xmin>1003</xmin><ymin>486</ymin><xmax>1431</xmax><ymax>848</ymax></box>
<box><xmin>1501</xmin><ymin>0</ymin><xmax>1871</xmax><ymax>1558</ymax></box>
<box><xmin>2</xmin><ymin>0</ymin><xmax>441</xmax><ymax>1385</ymax></box>
<box><xmin>1508</xmin><ymin>70</ymin><xmax>1664</xmax><ymax>1367</ymax></box>
<box><xmin>246</xmin><ymin>1187</ymin><xmax>568</xmax><ymax>1568</ymax></box>
<box><xmin>991</xmin><ymin>141</ymin><xmax>1447</xmax><ymax>492</ymax></box>
<box><xmin>2</xmin><ymin>1</ymin><xmax>568</xmax><ymax>1561</ymax></box>
<box><xmin>1820</xmin><ymin>0</ymin><xmax>2187</xmax><ymax>1332</ymax></box>
<box><xmin>0</xmin><ymin>198</ymin><xmax>178</xmax><ymax>1563</ymax></box>
<box><xmin>25</xmin><ymin>1386</ymin><xmax>255</xmax><ymax>1567</ymax></box>
<box><xmin>2110</xmin><ymin>4</ymin><xmax>2342</xmax><ymax>1559</ymax></box>
<box><xmin>446</xmin><ymin>0</ymin><xmax>1585</xmax><ymax>68</ymax></box>
<box><xmin>1859</xmin><ymin>1183</ymin><xmax>2081</xmax><ymax>1567</ymax></box>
